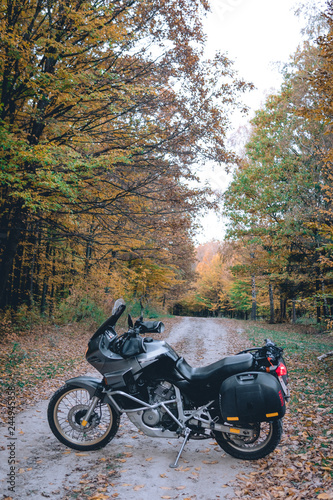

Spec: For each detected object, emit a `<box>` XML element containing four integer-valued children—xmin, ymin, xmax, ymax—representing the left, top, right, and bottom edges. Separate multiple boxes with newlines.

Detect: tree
<box><xmin>223</xmin><ymin>36</ymin><xmax>333</xmax><ymax>322</ymax></box>
<box><xmin>0</xmin><ymin>0</ymin><xmax>249</xmax><ymax>311</ymax></box>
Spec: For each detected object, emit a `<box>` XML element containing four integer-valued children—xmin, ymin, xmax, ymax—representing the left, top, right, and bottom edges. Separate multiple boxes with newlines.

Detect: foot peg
<box><xmin>169</xmin><ymin>427</ymin><xmax>190</xmax><ymax>468</ymax></box>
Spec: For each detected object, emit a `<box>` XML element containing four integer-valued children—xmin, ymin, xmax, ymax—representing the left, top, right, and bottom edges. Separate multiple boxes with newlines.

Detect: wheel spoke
<box><xmin>53</xmin><ymin>388</ymin><xmax>113</xmax><ymax>446</ymax></box>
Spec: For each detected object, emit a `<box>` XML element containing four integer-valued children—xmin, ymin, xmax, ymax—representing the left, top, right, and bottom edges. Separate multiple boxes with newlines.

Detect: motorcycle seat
<box><xmin>176</xmin><ymin>353</ymin><xmax>253</xmax><ymax>383</ymax></box>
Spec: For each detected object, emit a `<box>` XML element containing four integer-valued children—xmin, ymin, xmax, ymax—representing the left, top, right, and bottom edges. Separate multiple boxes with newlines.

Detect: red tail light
<box><xmin>276</xmin><ymin>363</ymin><xmax>287</xmax><ymax>377</ymax></box>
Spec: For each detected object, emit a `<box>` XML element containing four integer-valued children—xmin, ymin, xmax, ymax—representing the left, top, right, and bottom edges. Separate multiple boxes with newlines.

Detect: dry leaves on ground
<box><xmin>227</xmin><ymin>322</ymin><xmax>333</xmax><ymax>500</ymax></box>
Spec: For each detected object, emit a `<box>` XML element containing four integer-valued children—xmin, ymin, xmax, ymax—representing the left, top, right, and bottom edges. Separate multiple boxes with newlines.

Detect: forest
<box><xmin>173</xmin><ymin>3</ymin><xmax>333</xmax><ymax>327</ymax></box>
<box><xmin>0</xmin><ymin>3</ymin><xmax>332</xmax><ymax>499</ymax></box>
<box><xmin>1</xmin><ymin>0</ymin><xmax>333</xmax><ymax>329</ymax></box>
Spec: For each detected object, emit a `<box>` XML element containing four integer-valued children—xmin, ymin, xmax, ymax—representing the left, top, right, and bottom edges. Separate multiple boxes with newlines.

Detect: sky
<box><xmin>195</xmin><ymin>0</ymin><xmax>327</xmax><ymax>244</ymax></box>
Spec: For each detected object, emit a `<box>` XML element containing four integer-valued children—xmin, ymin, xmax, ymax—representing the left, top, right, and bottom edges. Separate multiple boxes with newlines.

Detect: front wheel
<box><xmin>48</xmin><ymin>384</ymin><xmax>120</xmax><ymax>451</ymax></box>
<box><xmin>213</xmin><ymin>419</ymin><xmax>282</xmax><ymax>460</ymax></box>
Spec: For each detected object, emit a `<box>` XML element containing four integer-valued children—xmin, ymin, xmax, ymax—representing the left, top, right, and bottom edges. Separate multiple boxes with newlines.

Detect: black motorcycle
<box><xmin>48</xmin><ymin>299</ymin><xmax>290</xmax><ymax>466</ymax></box>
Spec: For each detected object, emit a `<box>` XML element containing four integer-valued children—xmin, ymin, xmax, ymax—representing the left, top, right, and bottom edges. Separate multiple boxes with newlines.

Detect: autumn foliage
<box><xmin>0</xmin><ymin>0</ymin><xmax>248</xmax><ymax>317</ymax></box>
<box><xmin>173</xmin><ymin>2</ymin><xmax>333</xmax><ymax>325</ymax></box>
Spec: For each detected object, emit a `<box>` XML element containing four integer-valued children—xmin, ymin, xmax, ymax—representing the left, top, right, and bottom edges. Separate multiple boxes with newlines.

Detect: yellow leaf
<box><xmin>88</xmin><ymin>495</ymin><xmax>110</xmax><ymax>500</ymax></box>
<box><xmin>318</xmin><ymin>494</ymin><xmax>333</xmax><ymax>500</ymax></box>
<box><xmin>133</xmin><ymin>485</ymin><xmax>145</xmax><ymax>491</ymax></box>
<box><xmin>145</xmin><ymin>457</ymin><xmax>153</xmax><ymax>461</ymax></box>
<box><xmin>176</xmin><ymin>486</ymin><xmax>185</xmax><ymax>490</ymax></box>
<box><xmin>202</xmin><ymin>460</ymin><xmax>218</xmax><ymax>464</ymax></box>
<box><xmin>75</xmin><ymin>453</ymin><xmax>89</xmax><ymax>456</ymax></box>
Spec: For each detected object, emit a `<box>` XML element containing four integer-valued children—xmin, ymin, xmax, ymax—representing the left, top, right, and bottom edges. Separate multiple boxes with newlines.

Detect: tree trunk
<box><xmin>322</xmin><ymin>278</ymin><xmax>329</xmax><ymax>318</ymax></box>
<box><xmin>279</xmin><ymin>296</ymin><xmax>287</xmax><ymax>322</ymax></box>
<box><xmin>0</xmin><ymin>214</ymin><xmax>24</xmax><ymax>307</ymax></box>
<box><xmin>316</xmin><ymin>279</ymin><xmax>321</xmax><ymax>323</ymax></box>
<box><xmin>269</xmin><ymin>283</ymin><xmax>274</xmax><ymax>324</ymax></box>
<box><xmin>251</xmin><ymin>274</ymin><xmax>257</xmax><ymax>321</ymax></box>
<box><xmin>41</xmin><ymin>280</ymin><xmax>48</xmax><ymax>315</ymax></box>
<box><xmin>292</xmin><ymin>298</ymin><xmax>297</xmax><ymax>323</ymax></box>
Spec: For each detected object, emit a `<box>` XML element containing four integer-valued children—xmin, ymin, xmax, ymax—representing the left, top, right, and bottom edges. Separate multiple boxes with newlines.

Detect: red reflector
<box><xmin>276</xmin><ymin>363</ymin><xmax>287</xmax><ymax>376</ymax></box>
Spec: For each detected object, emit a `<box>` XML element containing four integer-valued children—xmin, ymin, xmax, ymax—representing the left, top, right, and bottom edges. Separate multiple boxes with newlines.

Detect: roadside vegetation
<box><xmin>233</xmin><ymin>322</ymin><xmax>333</xmax><ymax>500</ymax></box>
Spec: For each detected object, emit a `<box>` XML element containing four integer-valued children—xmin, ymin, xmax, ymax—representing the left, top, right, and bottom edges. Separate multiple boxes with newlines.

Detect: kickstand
<box><xmin>169</xmin><ymin>427</ymin><xmax>191</xmax><ymax>469</ymax></box>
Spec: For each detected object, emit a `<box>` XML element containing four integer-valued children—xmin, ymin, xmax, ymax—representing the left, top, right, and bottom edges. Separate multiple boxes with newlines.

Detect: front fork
<box><xmin>81</xmin><ymin>396</ymin><xmax>99</xmax><ymax>427</ymax></box>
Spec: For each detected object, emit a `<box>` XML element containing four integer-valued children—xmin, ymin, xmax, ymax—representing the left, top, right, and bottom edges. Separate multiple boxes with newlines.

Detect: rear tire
<box><xmin>48</xmin><ymin>384</ymin><xmax>120</xmax><ymax>451</ymax></box>
<box><xmin>213</xmin><ymin>419</ymin><xmax>282</xmax><ymax>460</ymax></box>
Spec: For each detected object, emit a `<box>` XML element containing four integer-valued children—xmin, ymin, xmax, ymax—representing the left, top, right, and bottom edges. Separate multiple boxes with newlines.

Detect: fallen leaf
<box><xmin>88</xmin><ymin>495</ymin><xmax>110</xmax><ymax>500</ymax></box>
<box><xmin>133</xmin><ymin>485</ymin><xmax>145</xmax><ymax>491</ymax></box>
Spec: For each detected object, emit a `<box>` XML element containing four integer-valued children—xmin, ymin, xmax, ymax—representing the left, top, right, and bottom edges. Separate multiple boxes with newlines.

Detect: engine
<box><xmin>142</xmin><ymin>381</ymin><xmax>178</xmax><ymax>429</ymax></box>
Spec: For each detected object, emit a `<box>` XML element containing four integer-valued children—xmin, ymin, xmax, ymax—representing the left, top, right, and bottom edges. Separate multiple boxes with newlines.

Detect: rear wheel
<box><xmin>213</xmin><ymin>419</ymin><xmax>282</xmax><ymax>460</ymax></box>
<box><xmin>48</xmin><ymin>384</ymin><xmax>120</xmax><ymax>451</ymax></box>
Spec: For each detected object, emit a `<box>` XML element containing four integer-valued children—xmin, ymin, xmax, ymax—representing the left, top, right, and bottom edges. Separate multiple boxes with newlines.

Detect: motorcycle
<box><xmin>48</xmin><ymin>299</ymin><xmax>290</xmax><ymax>467</ymax></box>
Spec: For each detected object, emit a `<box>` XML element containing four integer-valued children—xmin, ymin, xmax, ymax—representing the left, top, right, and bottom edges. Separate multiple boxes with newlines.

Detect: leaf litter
<box><xmin>226</xmin><ymin>322</ymin><xmax>333</xmax><ymax>500</ymax></box>
<box><xmin>1</xmin><ymin>317</ymin><xmax>332</xmax><ymax>499</ymax></box>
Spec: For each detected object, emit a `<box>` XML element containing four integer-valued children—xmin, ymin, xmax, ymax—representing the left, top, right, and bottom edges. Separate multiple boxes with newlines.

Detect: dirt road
<box><xmin>0</xmin><ymin>317</ymin><xmax>252</xmax><ymax>500</ymax></box>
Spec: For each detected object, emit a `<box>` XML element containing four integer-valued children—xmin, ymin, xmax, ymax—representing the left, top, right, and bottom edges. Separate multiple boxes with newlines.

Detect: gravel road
<box><xmin>0</xmin><ymin>317</ymin><xmax>252</xmax><ymax>500</ymax></box>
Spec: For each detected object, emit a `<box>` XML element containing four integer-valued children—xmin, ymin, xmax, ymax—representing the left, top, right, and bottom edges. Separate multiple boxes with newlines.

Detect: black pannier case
<box><xmin>219</xmin><ymin>372</ymin><xmax>286</xmax><ymax>423</ymax></box>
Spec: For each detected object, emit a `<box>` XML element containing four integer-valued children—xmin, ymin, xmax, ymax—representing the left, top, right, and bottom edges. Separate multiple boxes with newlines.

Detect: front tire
<box><xmin>48</xmin><ymin>384</ymin><xmax>120</xmax><ymax>451</ymax></box>
<box><xmin>213</xmin><ymin>419</ymin><xmax>282</xmax><ymax>460</ymax></box>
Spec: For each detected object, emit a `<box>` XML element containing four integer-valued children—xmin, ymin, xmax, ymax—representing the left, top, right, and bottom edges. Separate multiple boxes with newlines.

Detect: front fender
<box><xmin>66</xmin><ymin>376</ymin><xmax>103</xmax><ymax>397</ymax></box>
